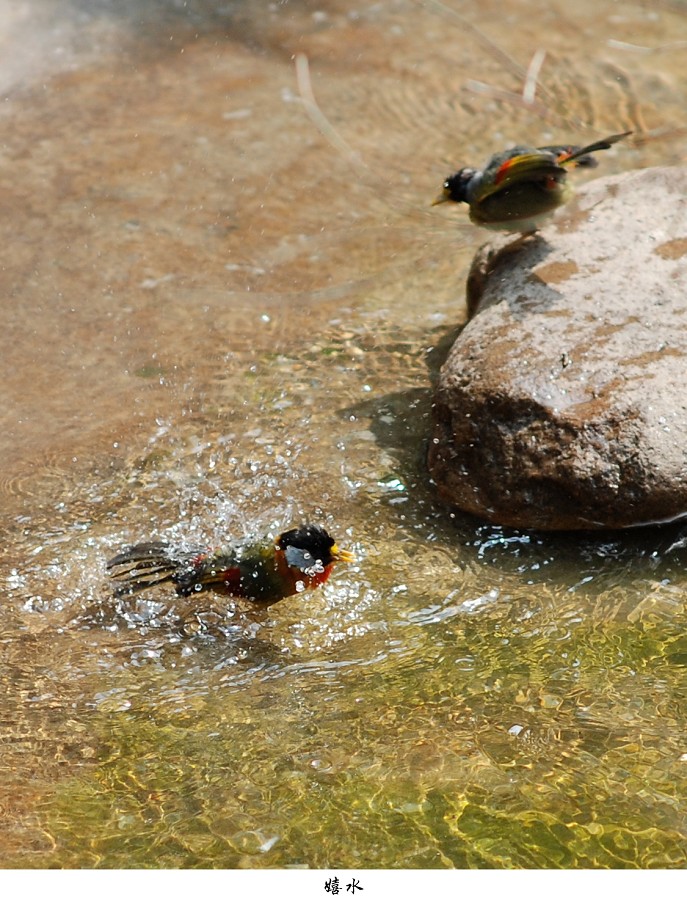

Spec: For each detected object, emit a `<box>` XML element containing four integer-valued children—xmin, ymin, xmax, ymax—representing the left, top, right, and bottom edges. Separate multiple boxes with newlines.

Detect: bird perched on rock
<box><xmin>433</xmin><ymin>131</ymin><xmax>632</xmax><ymax>233</ymax></box>
<box><xmin>107</xmin><ymin>524</ymin><xmax>353</xmax><ymax>604</ymax></box>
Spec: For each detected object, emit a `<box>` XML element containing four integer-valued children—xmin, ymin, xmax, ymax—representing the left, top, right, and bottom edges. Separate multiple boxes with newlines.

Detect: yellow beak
<box><xmin>332</xmin><ymin>544</ymin><xmax>355</xmax><ymax>564</ymax></box>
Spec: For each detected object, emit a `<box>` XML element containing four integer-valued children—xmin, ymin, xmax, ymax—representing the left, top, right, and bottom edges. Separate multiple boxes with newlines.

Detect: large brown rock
<box><xmin>428</xmin><ymin>166</ymin><xmax>687</xmax><ymax>530</ymax></box>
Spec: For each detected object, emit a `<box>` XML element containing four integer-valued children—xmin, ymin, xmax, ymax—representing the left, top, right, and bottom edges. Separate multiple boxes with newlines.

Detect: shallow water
<box><xmin>2</xmin><ymin>0</ymin><xmax>687</xmax><ymax>869</ymax></box>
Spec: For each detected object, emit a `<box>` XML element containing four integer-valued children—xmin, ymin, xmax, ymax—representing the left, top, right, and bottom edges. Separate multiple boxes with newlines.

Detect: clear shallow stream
<box><xmin>1</xmin><ymin>0</ymin><xmax>687</xmax><ymax>868</ymax></box>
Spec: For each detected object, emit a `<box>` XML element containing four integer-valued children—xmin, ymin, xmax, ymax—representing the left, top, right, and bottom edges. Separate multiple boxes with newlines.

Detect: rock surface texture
<box><xmin>428</xmin><ymin>166</ymin><xmax>687</xmax><ymax>530</ymax></box>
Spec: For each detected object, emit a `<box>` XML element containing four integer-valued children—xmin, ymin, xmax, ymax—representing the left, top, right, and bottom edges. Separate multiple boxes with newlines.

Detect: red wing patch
<box><xmin>494</xmin><ymin>156</ymin><xmax>518</xmax><ymax>185</ymax></box>
<box><xmin>199</xmin><ymin>565</ymin><xmax>243</xmax><ymax>593</ymax></box>
<box><xmin>217</xmin><ymin>567</ymin><xmax>242</xmax><ymax>588</ymax></box>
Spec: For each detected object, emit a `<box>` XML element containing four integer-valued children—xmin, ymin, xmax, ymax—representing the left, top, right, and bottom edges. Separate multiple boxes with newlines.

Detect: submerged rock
<box><xmin>428</xmin><ymin>166</ymin><xmax>687</xmax><ymax>530</ymax></box>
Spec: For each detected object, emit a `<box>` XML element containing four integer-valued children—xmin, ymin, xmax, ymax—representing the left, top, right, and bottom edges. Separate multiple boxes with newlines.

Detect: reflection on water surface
<box><xmin>1</xmin><ymin>0</ymin><xmax>687</xmax><ymax>869</ymax></box>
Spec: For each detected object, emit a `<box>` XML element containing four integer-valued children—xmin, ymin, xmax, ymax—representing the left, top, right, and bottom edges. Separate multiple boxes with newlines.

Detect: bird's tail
<box><xmin>556</xmin><ymin>131</ymin><xmax>632</xmax><ymax>168</ymax></box>
<box><xmin>107</xmin><ymin>541</ymin><xmax>181</xmax><ymax>596</ymax></box>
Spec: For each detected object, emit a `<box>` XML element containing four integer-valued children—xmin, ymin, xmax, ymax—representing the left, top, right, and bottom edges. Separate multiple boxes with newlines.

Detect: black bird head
<box><xmin>277</xmin><ymin>524</ymin><xmax>353</xmax><ymax>574</ymax></box>
<box><xmin>433</xmin><ymin>167</ymin><xmax>477</xmax><ymax>205</ymax></box>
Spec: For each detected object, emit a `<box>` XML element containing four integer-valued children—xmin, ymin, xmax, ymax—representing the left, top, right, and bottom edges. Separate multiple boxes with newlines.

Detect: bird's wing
<box><xmin>478</xmin><ymin>151</ymin><xmax>565</xmax><ymax>200</ymax></box>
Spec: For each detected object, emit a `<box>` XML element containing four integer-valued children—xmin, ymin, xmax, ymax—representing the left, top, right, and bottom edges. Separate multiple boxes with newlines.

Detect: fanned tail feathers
<box><xmin>107</xmin><ymin>542</ymin><xmax>180</xmax><ymax>596</ymax></box>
